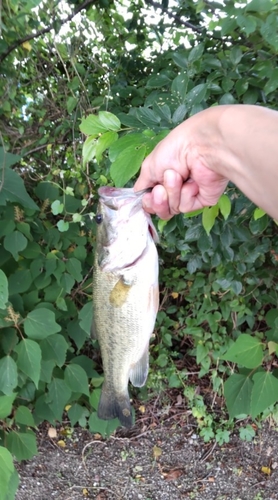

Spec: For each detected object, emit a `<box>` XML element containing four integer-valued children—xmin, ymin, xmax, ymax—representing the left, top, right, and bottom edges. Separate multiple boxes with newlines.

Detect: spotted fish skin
<box><xmin>92</xmin><ymin>187</ymin><xmax>159</xmax><ymax>428</ymax></box>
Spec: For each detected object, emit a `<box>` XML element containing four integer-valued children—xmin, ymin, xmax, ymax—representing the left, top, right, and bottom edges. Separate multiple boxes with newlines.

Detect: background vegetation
<box><xmin>1</xmin><ymin>0</ymin><xmax>278</xmax><ymax>496</ymax></box>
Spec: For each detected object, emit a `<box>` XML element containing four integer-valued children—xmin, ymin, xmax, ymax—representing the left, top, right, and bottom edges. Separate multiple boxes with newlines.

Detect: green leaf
<box><xmin>5</xmin><ymin>467</ymin><xmax>19</xmax><ymax>500</ymax></box>
<box><xmin>264</xmin><ymin>68</ymin><xmax>278</xmax><ymax>95</ymax></box>
<box><xmin>24</xmin><ymin>308</ymin><xmax>61</xmax><ymax>340</ymax></box>
<box><xmin>156</xmin><ymin>353</ymin><xmax>168</xmax><ymax>367</ymax></box>
<box><xmin>171</xmin><ymin>72</ymin><xmax>188</xmax><ymax>102</ymax></box>
<box><xmin>110</xmin><ymin>144</ymin><xmax>146</xmax><ymax>187</ymax></box>
<box><xmin>260</xmin><ymin>13</ymin><xmax>278</xmax><ymax>51</ymax></box>
<box><xmin>15</xmin><ymin>406</ymin><xmax>36</xmax><ymax>427</ymax></box>
<box><xmin>188</xmin><ymin>43</ymin><xmax>204</xmax><ymax>63</ymax></box>
<box><xmin>0</xmin><ymin>356</ymin><xmax>18</xmax><ymax>395</ymax></box>
<box><xmin>34</xmin><ymin>181</ymin><xmax>60</xmax><ymax>201</ymax></box>
<box><xmin>3</xmin><ymin>231</ymin><xmax>28</xmax><ymax>261</ymax></box>
<box><xmin>219</xmin><ymin>93</ymin><xmax>236</xmax><ymax>105</ymax></box>
<box><xmin>68</xmin><ymin>403</ymin><xmax>88</xmax><ymax>427</ymax></box>
<box><xmin>64</xmin><ymin>364</ymin><xmax>89</xmax><ymax>396</ymax></box>
<box><xmin>0</xmin><ymin>269</ymin><xmax>8</xmax><ymax>309</ymax></box>
<box><xmin>200</xmin><ymin>427</ymin><xmax>215</xmax><ymax>442</ymax></box>
<box><xmin>224</xmin><ymin>373</ymin><xmax>253</xmax><ymax>418</ymax></box>
<box><xmin>60</xmin><ymin>273</ymin><xmax>75</xmax><ymax>293</ymax></box>
<box><xmin>57</xmin><ymin>220</ymin><xmax>69</xmax><ymax>232</ymax></box>
<box><xmin>172</xmin><ymin>51</ymin><xmax>188</xmax><ymax>68</ymax></box>
<box><xmin>89</xmin><ymin>387</ymin><xmax>101</xmax><ymax>410</ymax></box>
<box><xmin>172</xmin><ymin>104</ymin><xmax>187</xmax><ymax>124</ymax></box>
<box><xmin>40</xmin><ymin>359</ymin><xmax>55</xmax><ymax>383</ymax></box>
<box><xmin>239</xmin><ymin>424</ymin><xmax>256</xmax><ymax>441</ymax></box>
<box><xmin>109</xmin><ymin>133</ymin><xmax>143</xmax><ymax>162</ymax></box>
<box><xmin>222</xmin><ymin>334</ymin><xmax>264</xmax><ymax>368</ymax></box>
<box><xmin>230</xmin><ymin>46</ymin><xmax>242</xmax><ymax>65</ymax></box>
<box><xmin>1</xmin><ymin>328</ymin><xmax>18</xmax><ymax>354</ymax></box>
<box><xmin>236</xmin><ymin>14</ymin><xmax>257</xmax><ymax>36</ymax></box>
<box><xmin>146</xmin><ymin>74</ymin><xmax>171</xmax><ymax>88</ymax></box>
<box><xmin>14</xmin><ymin>339</ymin><xmax>42</xmax><ymax>388</ymax></box>
<box><xmin>82</xmin><ymin>136</ymin><xmax>97</xmax><ymax>165</ymax></box>
<box><xmin>202</xmin><ymin>205</ymin><xmax>219</xmax><ymax>235</ymax></box>
<box><xmin>254</xmin><ymin>207</ymin><xmax>266</xmax><ymax>220</ymax></box>
<box><xmin>40</xmin><ymin>333</ymin><xmax>68</xmax><ymax>367</ymax></box>
<box><xmin>0</xmin><ymin>447</ymin><xmax>14</xmax><ymax>499</ymax></box>
<box><xmin>218</xmin><ymin>194</ymin><xmax>231</xmax><ymax>220</ymax></box>
<box><xmin>51</xmin><ymin>200</ymin><xmax>64</xmax><ymax>215</ymax></box>
<box><xmin>196</xmin><ymin>343</ymin><xmax>209</xmax><ymax>364</ymax></box>
<box><xmin>135</xmin><ymin>108</ymin><xmax>160</xmax><ymax>127</ymax></box>
<box><xmin>47</xmin><ymin>378</ymin><xmax>71</xmax><ymax>421</ymax></box>
<box><xmin>78</xmin><ymin>302</ymin><xmax>93</xmax><ymax>336</ymax></box>
<box><xmin>0</xmin><ymin>394</ymin><xmax>16</xmax><ymax>419</ymax></box>
<box><xmin>88</xmin><ymin>411</ymin><xmax>120</xmax><ymax>437</ymax></box>
<box><xmin>95</xmin><ymin>131</ymin><xmax>118</xmax><ymax>163</ymax></box>
<box><xmin>66</xmin><ymin>96</ymin><xmax>78</xmax><ymax>114</ymax></box>
<box><xmin>186</xmin><ymin>83</ymin><xmax>207</xmax><ymax>106</ymax></box>
<box><xmin>33</xmin><ymin>394</ymin><xmax>56</xmax><ymax>425</ymax></box>
<box><xmin>231</xmin><ymin>280</ymin><xmax>243</xmax><ymax>295</ymax></box>
<box><xmin>16</xmin><ymin>221</ymin><xmax>32</xmax><ymax>240</ymax></box>
<box><xmin>65</xmin><ymin>257</ymin><xmax>82</xmax><ymax>282</ymax></box>
<box><xmin>56</xmin><ymin>297</ymin><xmax>67</xmax><ymax>311</ymax></box>
<box><xmin>6</xmin><ymin>431</ymin><xmax>37</xmax><ymax>461</ymax></box>
<box><xmin>246</xmin><ymin>0</ymin><xmax>273</xmax><ymax>12</ymax></box>
<box><xmin>9</xmin><ymin>269</ymin><xmax>32</xmax><ymax>294</ymax></box>
<box><xmin>98</xmin><ymin>111</ymin><xmax>121</xmax><ymax>131</ymax></box>
<box><xmin>0</xmin><ymin>166</ymin><xmax>38</xmax><ymax>211</ymax></box>
<box><xmin>251</xmin><ymin>372</ymin><xmax>278</xmax><ymax>418</ymax></box>
<box><xmin>79</xmin><ymin>114</ymin><xmax>108</xmax><ymax>136</ymax></box>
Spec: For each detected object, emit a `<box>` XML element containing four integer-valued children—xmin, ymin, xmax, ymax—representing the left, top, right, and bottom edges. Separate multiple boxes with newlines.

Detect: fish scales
<box><xmin>92</xmin><ymin>187</ymin><xmax>159</xmax><ymax>428</ymax></box>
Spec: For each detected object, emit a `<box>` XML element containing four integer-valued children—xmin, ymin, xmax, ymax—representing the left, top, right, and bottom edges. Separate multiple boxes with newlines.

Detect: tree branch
<box><xmin>144</xmin><ymin>0</ymin><xmax>203</xmax><ymax>34</ymax></box>
<box><xmin>0</xmin><ymin>0</ymin><xmax>96</xmax><ymax>64</ymax></box>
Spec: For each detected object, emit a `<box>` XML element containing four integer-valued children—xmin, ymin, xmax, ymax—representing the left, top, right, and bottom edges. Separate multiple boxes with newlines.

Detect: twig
<box><xmin>0</xmin><ymin>0</ymin><xmax>96</xmax><ymax>64</ymax></box>
<box><xmin>199</xmin><ymin>441</ymin><xmax>217</xmax><ymax>463</ymax></box>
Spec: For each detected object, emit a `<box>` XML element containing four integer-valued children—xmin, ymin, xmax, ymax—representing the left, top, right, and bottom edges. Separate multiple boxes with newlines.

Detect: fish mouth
<box><xmin>98</xmin><ymin>187</ymin><xmax>152</xmax><ymax>213</ymax></box>
<box><xmin>98</xmin><ymin>187</ymin><xmax>152</xmax><ymax>198</ymax></box>
<box><xmin>98</xmin><ymin>187</ymin><xmax>151</xmax><ymax>209</ymax></box>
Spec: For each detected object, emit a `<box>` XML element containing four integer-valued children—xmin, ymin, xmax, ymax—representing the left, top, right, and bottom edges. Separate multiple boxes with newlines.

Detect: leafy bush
<box><xmin>1</xmin><ymin>0</ymin><xmax>278</xmax><ymax>496</ymax></box>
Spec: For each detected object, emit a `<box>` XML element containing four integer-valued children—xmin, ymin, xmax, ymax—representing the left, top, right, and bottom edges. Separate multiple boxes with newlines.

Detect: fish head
<box><xmin>95</xmin><ymin>187</ymin><xmax>158</xmax><ymax>272</ymax></box>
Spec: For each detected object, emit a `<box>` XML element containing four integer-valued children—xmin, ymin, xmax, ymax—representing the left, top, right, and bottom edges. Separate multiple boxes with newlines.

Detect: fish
<box><xmin>92</xmin><ymin>186</ymin><xmax>159</xmax><ymax>428</ymax></box>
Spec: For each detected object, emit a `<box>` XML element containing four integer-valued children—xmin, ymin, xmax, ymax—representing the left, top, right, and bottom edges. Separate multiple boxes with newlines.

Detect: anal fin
<box><xmin>129</xmin><ymin>347</ymin><xmax>149</xmax><ymax>387</ymax></box>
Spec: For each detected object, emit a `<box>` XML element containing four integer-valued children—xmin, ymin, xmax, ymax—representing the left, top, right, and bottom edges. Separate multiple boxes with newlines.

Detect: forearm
<box><xmin>135</xmin><ymin>104</ymin><xmax>278</xmax><ymax>220</ymax></box>
<box><xmin>197</xmin><ymin>105</ymin><xmax>278</xmax><ymax>219</ymax></box>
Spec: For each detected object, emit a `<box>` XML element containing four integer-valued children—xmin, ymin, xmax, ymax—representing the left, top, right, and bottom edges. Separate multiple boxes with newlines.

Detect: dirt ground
<box><xmin>15</xmin><ymin>415</ymin><xmax>278</xmax><ymax>500</ymax></box>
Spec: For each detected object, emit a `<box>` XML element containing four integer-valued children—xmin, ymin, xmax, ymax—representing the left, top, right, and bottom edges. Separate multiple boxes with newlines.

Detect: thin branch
<box><xmin>144</xmin><ymin>0</ymin><xmax>204</xmax><ymax>34</ymax></box>
<box><xmin>0</xmin><ymin>0</ymin><xmax>96</xmax><ymax>64</ymax></box>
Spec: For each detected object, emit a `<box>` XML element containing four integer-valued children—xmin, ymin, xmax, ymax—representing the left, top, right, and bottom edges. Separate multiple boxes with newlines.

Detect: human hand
<box><xmin>134</xmin><ymin>114</ymin><xmax>229</xmax><ymax>219</ymax></box>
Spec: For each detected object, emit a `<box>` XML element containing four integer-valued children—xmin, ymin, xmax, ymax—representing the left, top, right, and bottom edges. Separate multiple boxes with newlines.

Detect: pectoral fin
<box><xmin>129</xmin><ymin>347</ymin><xmax>149</xmax><ymax>387</ymax></box>
<box><xmin>90</xmin><ymin>317</ymin><xmax>98</xmax><ymax>340</ymax></box>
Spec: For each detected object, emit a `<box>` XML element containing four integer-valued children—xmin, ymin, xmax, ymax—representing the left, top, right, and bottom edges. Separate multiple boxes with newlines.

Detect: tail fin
<box><xmin>97</xmin><ymin>384</ymin><xmax>133</xmax><ymax>428</ymax></box>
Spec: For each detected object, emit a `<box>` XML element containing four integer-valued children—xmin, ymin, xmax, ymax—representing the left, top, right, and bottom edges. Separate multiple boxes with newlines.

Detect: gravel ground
<box><xmin>15</xmin><ymin>419</ymin><xmax>278</xmax><ymax>500</ymax></box>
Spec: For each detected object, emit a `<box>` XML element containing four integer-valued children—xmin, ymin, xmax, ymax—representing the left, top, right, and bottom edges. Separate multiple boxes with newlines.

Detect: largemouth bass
<box><xmin>92</xmin><ymin>186</ymin><xmax>159</xmax><ymax>428</ymax></box>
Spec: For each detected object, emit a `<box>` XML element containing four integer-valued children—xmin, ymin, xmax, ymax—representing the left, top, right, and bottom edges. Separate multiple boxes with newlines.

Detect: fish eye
<box><xmin>95</xmin><ymin>213</ymin><xmax>103</xmax><ymax>224</ymax></box>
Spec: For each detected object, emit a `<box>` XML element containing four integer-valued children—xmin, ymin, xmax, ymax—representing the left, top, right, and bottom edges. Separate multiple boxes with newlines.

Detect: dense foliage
<box><xmin>1</xmin><ymin>0</ymin><xmax>278</xmax><ymax>496</ymax></box>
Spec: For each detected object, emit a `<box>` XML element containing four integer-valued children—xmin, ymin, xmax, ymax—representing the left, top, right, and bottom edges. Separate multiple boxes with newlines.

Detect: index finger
<box><xmin>134</xmin><ymin>156</ymin><xmax>156</xmax><ymax>192</ymax></box>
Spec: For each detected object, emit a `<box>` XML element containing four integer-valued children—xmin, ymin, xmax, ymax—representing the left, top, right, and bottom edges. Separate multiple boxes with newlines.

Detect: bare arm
<box><xmin>134</xmin><ymin>105</ymin><xmax>278</xmax><ymax>220</ymax></box>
